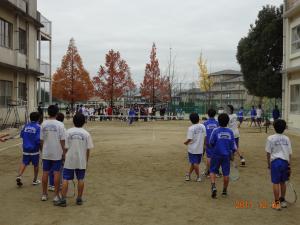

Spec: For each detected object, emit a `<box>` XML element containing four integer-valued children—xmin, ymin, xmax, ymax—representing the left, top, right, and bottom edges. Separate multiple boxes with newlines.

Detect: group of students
<box><xmin>184</xmin><ymin>105</ymin><xmax>292</xmax><ymax>211</ymax></box>
<box><xmin>236</xmin><ymin>104</ymin><xmax>281</xmax><ymax>128</ymax></box>
<box><xmin>16</xmin><ymin>105</ymin><xmax>93</xmax><ymax>207</ymax></box>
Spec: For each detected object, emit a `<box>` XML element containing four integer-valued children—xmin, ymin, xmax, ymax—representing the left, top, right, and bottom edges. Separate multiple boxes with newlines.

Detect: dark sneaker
<box><xmin>222</xmin><ymin>190</ymin><xmax>227</xmax><ymax>197</ymax></box>
<box><xmin>76</xmin><ymin>198</ymin><xmax>83</xmax><ymax>205</ymax></box>
<box><xmin>54</xmin><ymin>199</ymin><xmax>67</xmax><ymax>207</ymax></box>
<box><xmin>16</xmin><ymin>176</ymin><xmax>23</xmax><ymax>187</ymax></box>
<box><xmin>211</xmin><ymin>187</ymin><xmax>217</xmax><ymax>199</ymax></box>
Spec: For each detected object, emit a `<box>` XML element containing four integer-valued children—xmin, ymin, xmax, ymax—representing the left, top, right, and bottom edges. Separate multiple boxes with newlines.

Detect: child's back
<box><xmin>64</xmin><ymin>127</ymin><xmax>93</xmax><ymax>169</ymax></box>
<box><xmin>187</xmin><ymin>123</ymin><xmax>206</xmax><ymax>154</ymax></box>
<box><xmin>266</xmin><ymin>133</ymin><xmax>291</xmax><ymax>162</ymax></box>
<box><xmin>21</xmin><ymin>122</ymin><xmax>40</xmax><ymax>153</ymax></box>
<box><xmin>210</xmin><ymin>127</ymin><xmax>235</xmax><ymax>156</ymax></box>
<box><xmin>204</xmin><ymin>117</ymin><xmax>219</xmax><ymax>147</ymax></box>
<box><xmin>41</xmin><ymin>119</ymin><xmax>65</xmax><ymax>160</ymax></box>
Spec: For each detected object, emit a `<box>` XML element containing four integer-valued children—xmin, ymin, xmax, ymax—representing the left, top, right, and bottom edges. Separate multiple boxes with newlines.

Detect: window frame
<box><xmin>290</xmin><ymin>84</ymin><xmax>300</xmax><ymax>114</ymax></box>
<box><xmin>0</xmin><ymin>80</ymin><xmax>13</xmax><ymax>106</ymax></box>
<box><xmin>19</xmin><ymin>28</ymin><xmax>27</xmax><ymax>54</ymax></box>
<box><xmin>18</xmin><ymin>82</ymin><xmax>27</xmax><ymax>101</ymax></box>
<box><xmin>0</xmin><ymin>18</ymin><xmax>13</xmax><ymax>49</ymax></box>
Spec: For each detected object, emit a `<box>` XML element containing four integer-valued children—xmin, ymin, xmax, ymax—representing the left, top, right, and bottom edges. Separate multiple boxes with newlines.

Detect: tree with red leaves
<box><xmin>159</xmin><ymin>76</ymin><xmax>171</xmax><ymax>102</ymax></box>
<box><xmin>140</xmin><ymin>43</ymin><xmax>161</xmax><ymax>106</ymax></box>
<box><xmin>52</xmin><ymin>38</ymin><xmax>94</xmax><ymax>110</ymax></box>
<box><xmin>93</xmin><ymin>50</ymin><xmax>135</xmax><ymax>107</ymax></box>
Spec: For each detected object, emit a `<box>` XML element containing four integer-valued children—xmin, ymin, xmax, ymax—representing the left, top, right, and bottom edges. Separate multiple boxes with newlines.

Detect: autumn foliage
<box><xmin>52</xmin><ymin>38</ymin><xmax>94</xmax><ymax>108</ymax></box>
<box><xmin>198</xmin><ymin>52</ymin><xmax>214</xmax><ymax>107</ymax></box>
<box><xmin>140</xmin><ymin>43</ymin><xmax>170</xmax><ymax>105</ymax></box>
<box><xmin>93</xmin><ymin>50</ymin><xmax>135</xmax><ymax>106</ymax></box>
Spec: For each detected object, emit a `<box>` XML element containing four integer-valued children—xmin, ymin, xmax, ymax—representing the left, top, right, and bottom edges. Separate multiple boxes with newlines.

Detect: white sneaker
<box><xmin>185</xmin><ymin>174</ymin><xmax>190</xmax><ymax>181</ymax></box>
<box><xmin>53</xmin><ymin>195</ymin><xmax>60</xmax><ymax>203</ymax></box>
<box><xmin>41</xmin><ymin>195</ymin><xmax>48</xmax><ymax>201</ymax></box>
<box><xmin>196</xmin><ymin>177</ymin><xmax>202</xmax><ymax>182</ymax></box>
<box><xmin>32</xmin><ymin>180</ymin><xmax>41</xmax><ymax>185</ymax></box>
<box><xmin>280</xmin><ymin>200</ymin><xmax>288</xmax><ymax>208</ymax></box>
<box><xmin>48</xmin><ymin>185</ymin><xmax>55</xmax><ymax>192</ymax></box>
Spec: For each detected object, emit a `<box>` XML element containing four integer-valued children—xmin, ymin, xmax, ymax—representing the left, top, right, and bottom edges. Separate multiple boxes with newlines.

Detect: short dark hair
<box><xmin>207</xmin><ymin>108</ymin><xmax>216</xmax><ymax>118</ymax></box>
<box><xmin>48</xmin><ymin>105</ymin><xmax>59</xmax><ymax>117</ymax></box>
<box><xmin>218</xmin><ymin>113</ymin><xmax>230</xmax><ymax>127</ymax></box>
<box><xmin>227</xmin><ymin>105</ymin><xmax>234</xmax><ymax>114</ymax></box>
<box><xmin>73</xmin><ymin>113</ymin><xmax>85</xmax><ymax>127</ymax></box>
<box><xmin>273</xmin><ymin>119</ymin><xmax>286</xmax><ymax>134</ymax></box>
<box><xmin>30</xmin><ymin>112</ymin><xmax>40</xmax><ymax>122</ymax></box>
<box><xmin>189</xmin><ymin>113</ymin><xmax>199</xmax><ymax>124</ymax></box>
<box><xmin>56</xmin><ymin>112</ymin><xmax>65</xmax><ymax>123</ymax></box>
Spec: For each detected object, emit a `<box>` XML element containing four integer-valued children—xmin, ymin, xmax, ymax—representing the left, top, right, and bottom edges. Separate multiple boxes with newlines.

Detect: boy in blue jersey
<box><xmin>203</xmin><ymin>109</ymin><xmax>219</xmax><ymax>177</ymax></box>
<box><xmin>209</xmin><ymin>113</ymin><xmax>236</xmax><ymax>198</ymax></box>
<box><xmin>237</xmin><ymin>107</ymin><xmax>244</xmax><ymax>128</ymax></box>
<box><xmin>16</xmin><ymin>112</ymin><xmax>41</xmax><ymax>187</ymax></box>
<box><xmin>128</xmin><ymin>107</ymin><xmax>135</xmax><ymax>125</ymax></box>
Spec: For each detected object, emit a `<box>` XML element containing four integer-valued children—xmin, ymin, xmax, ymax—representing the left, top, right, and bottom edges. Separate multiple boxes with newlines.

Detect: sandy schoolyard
<box><xmin>0</xmin><ymin>120</ymin><xmax>299</xmax><ymax>225</ymax></box>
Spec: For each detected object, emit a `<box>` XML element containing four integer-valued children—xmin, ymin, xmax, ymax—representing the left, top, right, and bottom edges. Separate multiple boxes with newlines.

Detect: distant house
<box><xmin>208</xmin><ymin>70</ymin><xmax>252</xmax><ymax>108</ymax></box>
<box><xmin>178</xmin><ymin>70</ymin><xmax>254</xmax><ymax>110</ymax></box>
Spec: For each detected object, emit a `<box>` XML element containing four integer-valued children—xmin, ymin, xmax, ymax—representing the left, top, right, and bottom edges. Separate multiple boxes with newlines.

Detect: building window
<box><xmin>0</xmin><ymin>18</ymin><xmax>12</xmax><ymax>48</ymax></box>
<box><xmin>19</xmin><ymin>28</ymin><xmax>27</xmax><ymax>54</ymax></box>
<box><xmin>0</xmin><ymin>80</ymin><xmax>13</xmax><ymax>106</ymax></box>
<box><xmin>290</xmin><ymin>84</ymin><xmax>300</xmax><ymax>114</ymax></box>
<box><xmin>291</xmin><ymin>25</ymin><xmax>300</xmax><ymax>54</ymax></box>
<box><xmin>18</xmin><ymin>82</ymin><xmax>26</xmax><ymax>101</ymax></box>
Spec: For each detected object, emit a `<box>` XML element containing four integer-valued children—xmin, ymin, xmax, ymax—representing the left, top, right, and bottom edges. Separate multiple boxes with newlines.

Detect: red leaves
<box><xmin>140</xmin><ymin>43</ymin><xmax>170</xmax><ymax>104</ymax></box>
<box><xmin>93</xmin><ymin>49</ymin><xmax>136</xmax><ymax>106</ymax></box>
<box><xmin>52</xmin><ymin>38</ymin><xmax>94</xmax><ymax>104</ymax></box>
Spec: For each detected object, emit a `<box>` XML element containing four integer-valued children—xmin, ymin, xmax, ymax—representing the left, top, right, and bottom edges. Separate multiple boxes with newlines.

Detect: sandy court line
<box><xmin>0</xmin><ymin>142</ymin><xmax>21</xmax><ymax>153</ymax></box>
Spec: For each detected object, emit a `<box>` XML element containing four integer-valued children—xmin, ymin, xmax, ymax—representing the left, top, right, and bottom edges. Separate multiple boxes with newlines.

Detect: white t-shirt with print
<box><xmin>257</xmin><ymin>108</ymin><xmax>263</xmax><ymax>118</ymax></box>
<box><xmin>64</xmin><ymin>127</ymin><xmax>94</xmax><ymax>169</ymax></box>
<box><xmin>40</xmin><ymin>120</ymin><xmax>66</xmax><ymax>160</ymax></box>
<box><xmin>265</xmin><ymin>134</ymin><xmax>292</xmax><ymax>162</ymax></box>
<box><xmin>228</xmin><ymin>114</ymin><xmax>240</xmax><ymax>138</ymax></box>
<box><xmin>186</xmin><ymin>124</ymin><xmax>206</xmax><ymax>154</ymax></box>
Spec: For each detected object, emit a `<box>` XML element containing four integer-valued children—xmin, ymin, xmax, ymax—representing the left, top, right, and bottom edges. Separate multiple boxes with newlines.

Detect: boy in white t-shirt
<box><xmin>40</xmin><ymin>105</ymin><xmax>66</xmax><ymax>202</ymax></box>
<box><xmin>184</xmin><ymin>113</ymin><xmax>206</xmax><ymax>182</ymax></box>
<box><xmin>256</xmin><ymin>104</ymin><xmax>263</xmax><ymax>127</ymax></box>
<box><xmin>227</xmin><ymin>105</ymin><xmax>246</xmax><ymax>167</ymax></box>
<box><xmin>266</xmin><ymin>119</ymin><xmax>292</xmax><ymax>211</ymax></box>
<box><xmin>55</xmin><ymin>113</ymin><xmax>94</xmax><ymax>207</ymax></box>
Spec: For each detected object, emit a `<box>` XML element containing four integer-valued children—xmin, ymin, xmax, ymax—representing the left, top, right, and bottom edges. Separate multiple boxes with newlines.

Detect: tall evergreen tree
<box><xmin>236</xmin><ymin>5</ymin><xmax>283</xmax><ymax>99</ymax></box>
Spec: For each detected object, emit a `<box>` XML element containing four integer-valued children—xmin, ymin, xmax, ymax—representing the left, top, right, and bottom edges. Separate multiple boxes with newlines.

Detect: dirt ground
<box><xmin>0</xmin><ymin>120</ymin><xmax>299</xmax><ymax>225</ymax></box>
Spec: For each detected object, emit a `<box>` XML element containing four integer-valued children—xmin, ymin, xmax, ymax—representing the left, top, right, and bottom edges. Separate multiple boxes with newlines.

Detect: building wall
<box><xmin>283</xmin><ymin>1</ymin><xmax>300</xmax><ymax>130</ymax></box>
<box><xmin>0</xmin><ymin>0</ymin><xmax>45</xmax><ymax>125</ymax></box>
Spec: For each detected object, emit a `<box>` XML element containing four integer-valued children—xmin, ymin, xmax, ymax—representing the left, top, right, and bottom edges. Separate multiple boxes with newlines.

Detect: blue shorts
<box><xmin>188</xmin><ymin>153</ymin><xmax>202</xmax><ymax>164</ymax></box>
<box><xmin>23</xmin><ymin>154</ymin><xmax>39</xmax><ymax>167</ymax></box>
<box><xmin>206</xmin><ymin>147</ymin><xmax>213</xmax><ymax>158</ymax></box>
<box><xmin>43</xmin><ymin>159</ymin><xmax>62</xmax><ymax>172</ymax></box>
<box><xmin>63</xmin><ymin>168</ymin><xmax>86</xmax><ymax>180</ymax></box>
<box><xmin>271</xmin><ymin>159</ymin><xmax>289</xmax><ymax>184</ymax></box>
<box><xmin>210</xmin><ymin>155</ymin><xmax>230</xmax><ymax>176</ymax></box>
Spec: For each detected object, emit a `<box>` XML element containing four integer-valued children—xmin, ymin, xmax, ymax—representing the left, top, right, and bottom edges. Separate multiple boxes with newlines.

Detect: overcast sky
<box><xmin>38</xmin><ymin>0</ymin><xmax>282</xmax><ymax>85</ymax></box>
